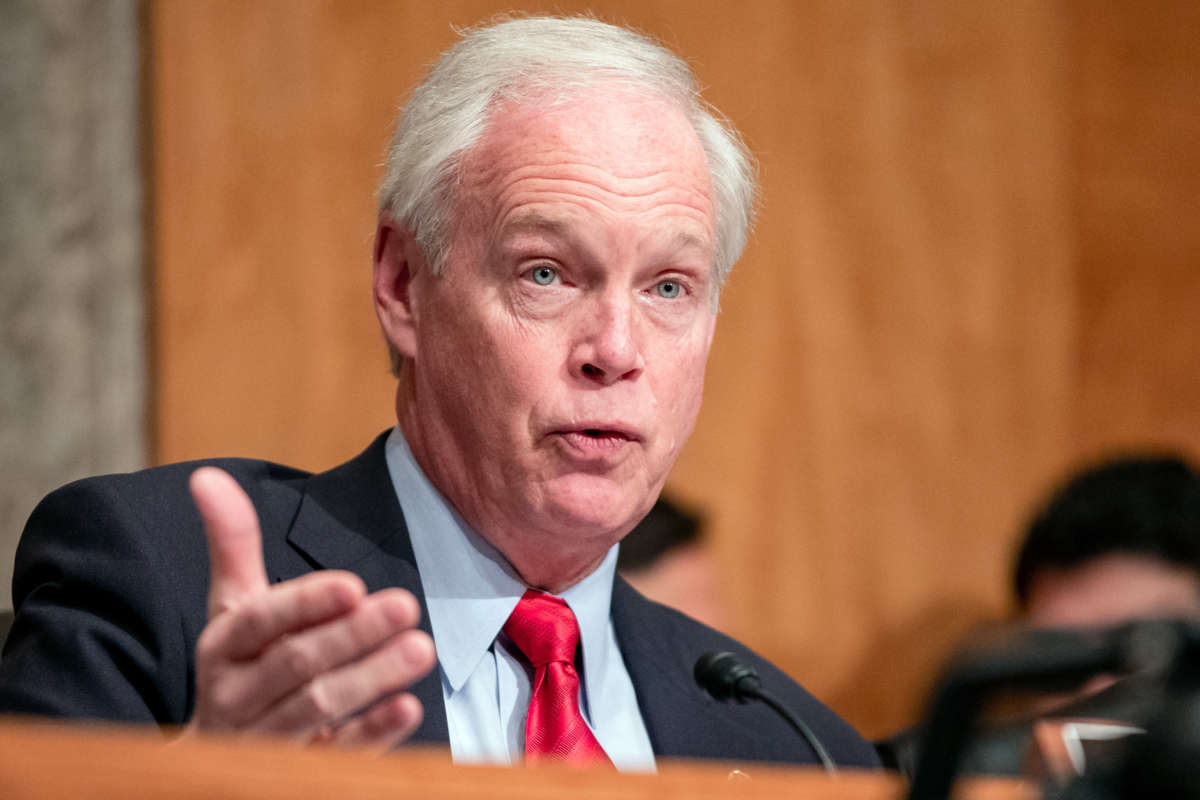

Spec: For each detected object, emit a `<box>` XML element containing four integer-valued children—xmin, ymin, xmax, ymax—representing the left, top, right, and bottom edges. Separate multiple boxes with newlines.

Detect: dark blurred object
<box><xmin>1027</xmin><ymin>718</ymin><xmax>1141</xmax><ymax>784</ymax></box>
<box><xmin>618</xmin><ymin>496</ymin><xmax>703</xmax><ymax>572</ymax></box>
<box><xmin>876</xmin><ymin>671</ymin><xmax>1162</xmax><ymax>778</ymax></box>
<box><xmin>901</xmin><ymin>618</ymin><xmax>1200</xmax><ymax>800</ymax></box>
<box><xmin>1053</xmin><ymin>689</ymin><xmax>1200</xmax><ymax>800</ymax></box>
<box><xmin>0</xmin><ymin>609</ymin><xmax>11</xmax><ymax>654</ymax></box>
<box><xmin>1105</xmin><ymin>690</ymin><xmax>1200</xmax><ymax>800</ymax></box>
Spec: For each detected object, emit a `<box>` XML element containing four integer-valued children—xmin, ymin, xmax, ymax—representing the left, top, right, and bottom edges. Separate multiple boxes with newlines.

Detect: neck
<box><xmin>508</xmin><ymin>550</ymin><xmax>609</xmax><ymax>595</ymax></box>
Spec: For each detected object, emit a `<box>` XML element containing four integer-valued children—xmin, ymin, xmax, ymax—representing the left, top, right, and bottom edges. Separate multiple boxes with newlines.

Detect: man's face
<box><xmin>392</xmin><ymin>87</ymin><xmax>718</xmax><ymax>587</ymax></box>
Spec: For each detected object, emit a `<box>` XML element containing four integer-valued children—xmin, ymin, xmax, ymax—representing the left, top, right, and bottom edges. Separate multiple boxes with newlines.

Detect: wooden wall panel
<box><xmin>1073</xmin><ymin>1</ymin><xmax>1200</xmax><ymax>457</ymax></box>
<box><xmin>693</xmin><ymin>2</ymin><xmax>1076</xmax><ymax>734</ymax></box>
<box><xmin>150</xmin><ymin>1</ymin><xmax>1200</xmax><ymax>738</ymax></box>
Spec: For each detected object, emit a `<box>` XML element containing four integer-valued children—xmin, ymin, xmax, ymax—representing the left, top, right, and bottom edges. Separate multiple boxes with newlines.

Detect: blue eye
<box><xmin>656</xmin><ymin>280</ymin><xmax>682</xmax><ymax>299</ymax></box>
<box><xmin>529</xmin><ymin>265</ymin><xmax>558</xmax><ymax>286</ymax></box>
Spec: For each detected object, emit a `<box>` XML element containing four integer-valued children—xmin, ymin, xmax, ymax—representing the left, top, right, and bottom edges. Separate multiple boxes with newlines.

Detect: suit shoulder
<box><xmin>20</xmin><ymin>456</ymin><xmax>313</xmax><ymax>587</ymax></box>
<box><xmin>43</xmin><ymin>457</ymin><xmax>310</xmax><ymax>500</ymax></box>
<box><xmin>32</xmin><ymin>458</ymin><xmax>309</xmax><ymax>523</ymax></box>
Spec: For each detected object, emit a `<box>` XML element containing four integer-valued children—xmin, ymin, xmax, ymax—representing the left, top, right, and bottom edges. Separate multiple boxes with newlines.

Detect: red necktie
<box><xmin>503</xmin><ymin>590</ymin><xmax>611</xmax><ymax>766</ymax></box>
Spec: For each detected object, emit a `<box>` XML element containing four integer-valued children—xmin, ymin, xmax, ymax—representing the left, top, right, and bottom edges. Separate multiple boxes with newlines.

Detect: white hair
<box><xmin>378</xmin><ymin>15</ymin><xmax>757</xmax><ymax>372</ymax></box>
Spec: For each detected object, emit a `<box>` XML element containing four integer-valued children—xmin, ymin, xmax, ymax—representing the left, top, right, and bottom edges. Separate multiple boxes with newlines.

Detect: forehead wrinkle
<box><xmin>488</xmin><ymin>159</ymin><xmax>711</xmax><ymax>202</ymax></box>
<box><xmin>500</xmin><ymin>155</ymin><xmax>703</xmax><ymax>184</ymax></box>
<box><xmin>462</xmin><ymin>142</ymin><xmax>713</xmax><ymax>206</ymax></box>
<box><xmin>460</xmin><ymin>165</ymin><xmax>714</xmax><ymax>253</ymax></box>
<box><xmin>490</xmin><ymin>179</ymin><xmax>713</xmax><ymax>231</ymax></box>
<box><xmin>497</xmin><ymin>189</ymin><xmax>712</xmax><ymax>224</ymax></box>
<box><xmin>469</xmin><ymin>167</ymin><xmax>714</xmax><ymax>255</ymax></box>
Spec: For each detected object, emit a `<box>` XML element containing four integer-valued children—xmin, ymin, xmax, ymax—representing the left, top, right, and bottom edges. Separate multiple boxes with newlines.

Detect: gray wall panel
<box><xmin>0</xmin><ymin>0</ymin><xmax>146</xmax><ymax>609</ymax></box>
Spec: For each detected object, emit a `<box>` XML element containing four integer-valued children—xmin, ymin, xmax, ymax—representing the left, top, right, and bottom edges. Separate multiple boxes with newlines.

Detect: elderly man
<box><xmin>0</xmin><ymin>16</ymin><xmax>878</xmax><ymax>770</ymax></box>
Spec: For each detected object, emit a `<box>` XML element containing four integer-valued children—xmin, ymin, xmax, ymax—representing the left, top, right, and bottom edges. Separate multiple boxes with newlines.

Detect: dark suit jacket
<box><xmin>0</xmin><ymin>433</ymin><xmax>879</xmax><ymax>768</ymax></box>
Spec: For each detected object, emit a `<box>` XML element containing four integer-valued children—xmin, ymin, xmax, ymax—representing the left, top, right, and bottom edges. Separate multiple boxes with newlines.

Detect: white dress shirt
<box><xmin>384</xmin><ymin>428</ymin><xmax>656</xmax><ymax>771</ymax></box>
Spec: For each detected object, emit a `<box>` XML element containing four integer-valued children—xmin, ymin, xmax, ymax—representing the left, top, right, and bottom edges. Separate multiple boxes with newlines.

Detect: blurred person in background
<box><xmin>1012</xmin><ymin>454</ymin><xmax>1200</xmax><ymax>706</ymax></box>
<box><xmin>1016</xmin><ymin>454</ymin><xmax>1200</xmax><ymax>630</ymax></box>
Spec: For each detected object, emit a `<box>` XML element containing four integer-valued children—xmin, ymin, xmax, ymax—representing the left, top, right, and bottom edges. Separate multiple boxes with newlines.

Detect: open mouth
<box><xmin>581</xmin><ymin>429</ymin><xmax>628</xmax><ymax>440</ymax></box>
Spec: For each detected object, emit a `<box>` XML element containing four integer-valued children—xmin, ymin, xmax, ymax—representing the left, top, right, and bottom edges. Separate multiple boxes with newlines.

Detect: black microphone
<box><xmin>694</xmin><ymin>651</ymin><xmax>837</xmax><ymax>773</ymax></box>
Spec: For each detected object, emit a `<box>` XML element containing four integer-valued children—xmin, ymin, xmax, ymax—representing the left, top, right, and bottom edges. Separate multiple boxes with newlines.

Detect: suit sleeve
<box><xmin>0</xmin><ymin>477</ymin><xmax>197</xmax><ymax>725</ymax></box>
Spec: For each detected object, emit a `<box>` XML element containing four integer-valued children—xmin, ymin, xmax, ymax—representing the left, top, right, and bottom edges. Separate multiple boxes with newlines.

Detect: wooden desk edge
<box><xmin>0</xmin><ymin>716</ymin><xmax>1033</xmax><ymax>800</ymax></box>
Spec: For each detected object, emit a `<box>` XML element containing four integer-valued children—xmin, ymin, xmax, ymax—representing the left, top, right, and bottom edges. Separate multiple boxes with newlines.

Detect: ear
<box><xmin>373</xmin><ymin>215</ymin><xmax>424</xmax><ymax>359</ymax></box>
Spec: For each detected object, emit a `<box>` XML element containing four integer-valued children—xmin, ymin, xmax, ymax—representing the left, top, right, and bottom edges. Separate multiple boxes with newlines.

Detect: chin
<box><xmin>538</xmin><ymin>475</ymin><xmax>647</xmax><ymax>539</ymax></box>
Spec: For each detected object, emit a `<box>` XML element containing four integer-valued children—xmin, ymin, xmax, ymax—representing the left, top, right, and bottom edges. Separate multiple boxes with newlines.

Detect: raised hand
<box><xmin>184</xmin><ymin>466</ymin><xmax>436</xmax><ymax>750</ymax></box>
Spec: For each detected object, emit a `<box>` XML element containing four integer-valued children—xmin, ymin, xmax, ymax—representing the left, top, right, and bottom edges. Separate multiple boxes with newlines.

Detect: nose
<box><xmin>571</xmin><ymin>292</ymin><xmax>645</xmax><ymax>386</ymax></box>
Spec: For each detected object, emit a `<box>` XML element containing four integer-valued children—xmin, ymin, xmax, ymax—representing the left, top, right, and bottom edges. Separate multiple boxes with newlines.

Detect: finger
<box><xmin>190</xmin><ymin>467</ymin><xmax>269</xmax><ymax>618</ymax></box>
<box><xmin>252</xmin><ymin>628</ymin><xmax>436</xmax><ymax>738</ymax></box>
<box><xmin>198</xmin><ymin>569</ymin><xmax>367</xmax><ymax>663</ymax></box>
<box><xmin>207</xmin><ymin>588</ymin><xmax>418</xmax><ymax>721</ymax></box>
<box><xmin>328</xmin><ymin>693</ymin><xmax>424</xmax><ymax>752</ymax></box>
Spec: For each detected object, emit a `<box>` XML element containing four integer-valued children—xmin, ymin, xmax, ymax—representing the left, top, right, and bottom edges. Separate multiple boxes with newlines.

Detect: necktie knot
<box><xmin>502</xmin><ymin>589</ymin><xmax>610</xmax><ymax>765</ymax></box>
<box><xmin>503</xmin><ymin>589</ymin><xmax>580</xmax><ymax>667</ymax></box>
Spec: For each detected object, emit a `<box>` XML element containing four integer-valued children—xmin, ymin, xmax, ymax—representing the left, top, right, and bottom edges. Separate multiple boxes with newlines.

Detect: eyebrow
<box><xmin>664</xmin><ymin>229</ymin><xmax>711</xmax><ymax>257</ymax></box>
<box><xmin>496</xmin><ymin>212</ymin><xmax>572</xmax><ymax>245</ymax></box>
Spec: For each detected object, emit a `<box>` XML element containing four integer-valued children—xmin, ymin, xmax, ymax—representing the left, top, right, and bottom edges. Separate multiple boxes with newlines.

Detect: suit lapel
<box><xmin>612</xmin><ymin>578</ymin><xmax>785</xmax><ymax>762</ymax></box>
<box><xmin>284</xmin><ymin>432</ymin><xmax>449</xmax><ymax>745</ymax></box>
<box><xmin>611</xmin><ymin>577</ymin><xmax>712</xmax><ymax>758</ymax></box>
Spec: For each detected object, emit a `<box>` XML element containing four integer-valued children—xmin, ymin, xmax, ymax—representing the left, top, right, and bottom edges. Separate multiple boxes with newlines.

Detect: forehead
<box><xmin>455</xmin><ymin>85</ymin><xmax>716</xmax><ymax>241</ymax></box>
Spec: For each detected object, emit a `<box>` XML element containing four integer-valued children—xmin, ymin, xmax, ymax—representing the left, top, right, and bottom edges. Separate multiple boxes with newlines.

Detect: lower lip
<box><xmin>554</xmin><ymin>431</ymin><xmax>635</xmax><ymax>459</ymax></box>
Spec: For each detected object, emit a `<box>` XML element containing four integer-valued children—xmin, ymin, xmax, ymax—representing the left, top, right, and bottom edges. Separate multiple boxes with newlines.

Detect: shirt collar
<box><xmin>384</xmin><ymin>427</ymin><xmax>618</xmax><ymax>700</ymax></box>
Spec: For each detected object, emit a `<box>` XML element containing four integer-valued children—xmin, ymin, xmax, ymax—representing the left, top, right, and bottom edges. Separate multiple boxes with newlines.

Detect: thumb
<box><xmin>189</xmin><ymin>466</ymin><xmax>269</xmax><ymax>619</ymax></box>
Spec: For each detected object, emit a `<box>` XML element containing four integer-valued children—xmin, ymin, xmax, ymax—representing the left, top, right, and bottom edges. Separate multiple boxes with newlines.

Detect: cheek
<box><xmin>659</xmin><ymin>328</ymin><xmax>713</xmax><ymax>414</ymax></box>
<box><xmin>422</xmin><ymin>306</ymin><xmax>554</xmax><ymax>424</ymax></box>
<box><xmin>654</xmin><ymin>351</ymin><xmax>710</xmax><ymax>448</ymax></box>
<box><xmin>676</xmin><ymin>367</ymin><xmax>709</xmax><ymax>428</ymax></box>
